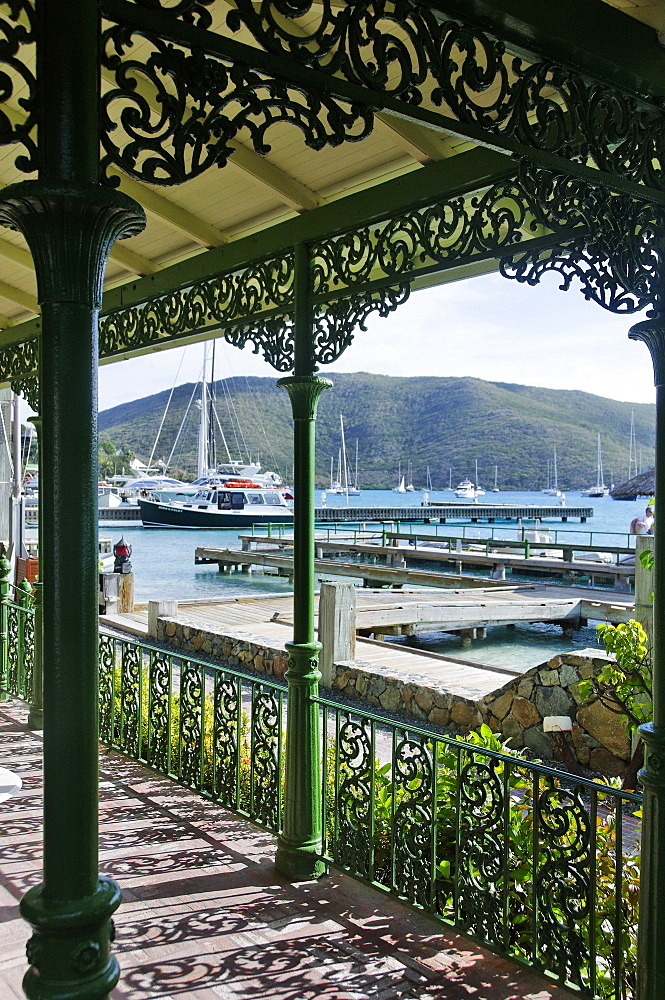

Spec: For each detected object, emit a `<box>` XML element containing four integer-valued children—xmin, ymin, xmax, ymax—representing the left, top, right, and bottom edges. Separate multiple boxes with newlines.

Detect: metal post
<box><xmin>629</xmin><ymin>317</ymin><xmax>665</xmax><ymax>1000</ymax></box>
<box><xmin>0</xmin><ymin>554</ymin><xmax>10</xmax><ymax>701</ymax></box>
<box><xmin>0</xmin><ymin>2</ymin><xmax>145</xmax><ymax>998</ymax></box>
<box><xmin>27</xmin><ymin>415</ymin><xmax>43</xmax><ymax>730</ymax></box>
<box><xmin>275</xmin><ymin>242</ymin><xmax>331</xmax><ymax>879</ymax></box>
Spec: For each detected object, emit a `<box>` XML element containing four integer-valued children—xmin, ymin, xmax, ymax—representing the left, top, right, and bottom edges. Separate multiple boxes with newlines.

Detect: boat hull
<box><xmin>139</xmin><ymin>499</ymin><xmax>293</xmax><ymax>529</ymax></box>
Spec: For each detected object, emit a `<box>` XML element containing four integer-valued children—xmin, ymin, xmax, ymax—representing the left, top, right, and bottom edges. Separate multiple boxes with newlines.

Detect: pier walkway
<box><xmin>105</xmin><ymin>585</ymin><xmax>634</xmax><ymax>699</ymax></box>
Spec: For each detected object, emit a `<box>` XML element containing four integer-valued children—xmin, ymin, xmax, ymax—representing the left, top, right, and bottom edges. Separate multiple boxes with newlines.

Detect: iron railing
<box><xmin>318</xmin><ymin>696</ymin><xmax>641</xmax><ymax>1000</ymax></box>
<box><xmin>3</xmin><ymin>610</ymin><xmax>641</xmax><ymax>999</ymax></box>
<box><xmin>1</xmin><ymin>582</ymin><xmax>33</xmax><ymax>702</ymax></box>
<box><xmin>97</xmin><ymin>628</ymin><xmax>287</xmax><ymax>831</ymax></box>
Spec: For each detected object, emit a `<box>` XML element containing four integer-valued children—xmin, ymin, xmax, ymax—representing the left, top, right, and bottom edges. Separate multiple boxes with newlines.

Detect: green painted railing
<box><xmin>98</xmin><ymin>628</ymin><xmax>286</xmax><ymax>831</ymax></box>
<box><xmin>318</xmin><ymin>695</ymin><xmax>641</xmax><ymax>1000</ymax></box>
<box><xmin>1</xmin><ymin>582</ymin><xmax>34</xmax><ymax>703</ymax></box>
<box><xmin>4</xmin><ymin>612</ymin><xmax>641</xmax><ymax>999</ymax></box>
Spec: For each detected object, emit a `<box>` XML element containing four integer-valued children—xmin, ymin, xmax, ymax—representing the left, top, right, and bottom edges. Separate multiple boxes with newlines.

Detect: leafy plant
<box><xmin>579</xmin><ymin>620</ymin><xmax>651</xmax><ymax>790</ymax></box>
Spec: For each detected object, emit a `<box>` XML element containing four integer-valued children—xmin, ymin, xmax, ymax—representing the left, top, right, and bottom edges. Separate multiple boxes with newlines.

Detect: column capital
<box><xmin>0</xmin><ymin>181</ymin><xmax>145</xmax><ymax>307</ymax></box>
<box><xmin>277</xmin><ymin>374</ymin><xmax>333</xmax><ymax>420</ymax></box>
<box><xmin>630</xmin><ymin>317</ymin><xmax>665</xmax><ymax>387</ymax></box>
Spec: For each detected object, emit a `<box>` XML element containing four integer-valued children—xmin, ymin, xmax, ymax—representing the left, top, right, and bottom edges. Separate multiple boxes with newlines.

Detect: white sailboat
<box><xmin>394</xmin><ymin>460</ymin><xmax>406</xmax><ymax>493</ymax></box>
<box><xmin>339</xmin><ymin>414</ymin><xmax>360</xmax><ymax>499</ymax></box>
<box><xmin>491</xmin><ymin>465</ymin><xmax>500</xmax><ymax>492</ymax></box>
<box><xmin>582</xmin><ymin>434</ymin><xmax>610</xmax><ymax>497</ymax></box>
<box><xmin>542</xmin><ymin>445</ymin><xmax>562</xmax><ymax>496</ymax></box>
<box><xmin>405</xmin><ymin>459</ymin><xmax>418</xmax><ymax>492</ymax></box>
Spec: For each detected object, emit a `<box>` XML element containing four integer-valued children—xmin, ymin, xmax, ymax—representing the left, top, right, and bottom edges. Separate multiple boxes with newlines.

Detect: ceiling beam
<box><xmin>0</xmin><ymin>237</ymin><xmax>32</xmax><ymax>270</ymax></box>
<box><xmin>376</xmin><ymin>115</ymin><xmax>459</xmax><ymax>164</ymax></box>
<box><xmin>226</xmin><ymin>138</ymin><xmax>322</xmax><ymax>212</ymax></box>
<box><xmin>0</xmin><ymin>280</ymin><xmax>37</xmax><ymax>312</ymax></box>
<box><xmin>110</xmin><ymin>242</ymin><xmax>159</xmax><ymax>276</ymax></box>
<box><xmin>434</xmin><ymin>0</ymin><xmax>665</xmax><ymax>100</ymax></box>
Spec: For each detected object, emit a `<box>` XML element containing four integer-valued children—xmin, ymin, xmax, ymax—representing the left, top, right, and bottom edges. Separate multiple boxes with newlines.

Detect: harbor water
<box><xmin>96</xmin><ymin>490</ymin><xmax>650</xmax><ymax>670</ymax></box>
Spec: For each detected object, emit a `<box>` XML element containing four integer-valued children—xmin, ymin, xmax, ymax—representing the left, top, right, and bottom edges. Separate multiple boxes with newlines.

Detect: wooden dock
<box><xmin>105</xmin><ymin>585</ymin><xmax>635</xmax><ymax>698</ymax></box>
<box><xmin>196</xmin><ymin>531</ymin><xmax>635</xmax><ymax>591</ymax></box>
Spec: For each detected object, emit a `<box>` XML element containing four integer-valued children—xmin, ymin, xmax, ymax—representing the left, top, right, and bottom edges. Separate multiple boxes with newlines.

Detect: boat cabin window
<box><xmin>264</xmin><ymin>493</ymin><xmax>282</xmax><ymax>505</ymax></box>
<box><xmin>230</xmin><ymin>492</ymin><xmax>246</xmax><ymax>509</ymax></box>
<box><xmin>247</xmin><ymin>493</ymin><xmax>264</xmax><ymax>504</ymax></box>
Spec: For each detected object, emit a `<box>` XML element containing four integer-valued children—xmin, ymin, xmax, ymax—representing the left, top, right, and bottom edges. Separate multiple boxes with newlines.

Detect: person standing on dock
<box><xmin>630</xmin><ymin>506</ymin><xmax>654</xmax><ymax>534</ymax></box>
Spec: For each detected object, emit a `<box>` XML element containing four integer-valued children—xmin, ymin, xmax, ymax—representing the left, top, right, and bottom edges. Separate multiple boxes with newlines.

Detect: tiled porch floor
<box><xmin>0</xmin><ymin>701</ymin><xmax>572</xmax><ymax>1000</ymax></box>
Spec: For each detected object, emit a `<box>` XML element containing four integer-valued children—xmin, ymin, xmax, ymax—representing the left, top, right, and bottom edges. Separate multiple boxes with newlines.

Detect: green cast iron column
<box><xmin>27</xmin><ymin>414</ymin><xmax>43</xmax><ymax>730</ymax></box>
<box><xmin>629</xmin><ymin>316</ymin><xmax>665</xmax><ymax>1000</ymax></box>
<box><xmin>0</xmin><ymin>2</ymin><xmax>145</xmax><ymax>998</ymax></box>
<box><xmin>275</xmin><ymin>242</ymin><xmax>331</xmax><ymax>879</ymax></box>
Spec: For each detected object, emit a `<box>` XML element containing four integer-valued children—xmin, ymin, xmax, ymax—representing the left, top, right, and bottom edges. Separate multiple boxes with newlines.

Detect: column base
<box><xmin>27</xmin><ymin>706</ymin><xmax>44</xmax><ymax>729</ymax></box>
<box><xmin>275</xmin><ymin>840</ymin><xmax>328</xmax><ymax>880</ymax></box>
<box><xmin>20</xmin><ymin>877</ymin><xmax>121</xmax><ymax>1000</ymax></box>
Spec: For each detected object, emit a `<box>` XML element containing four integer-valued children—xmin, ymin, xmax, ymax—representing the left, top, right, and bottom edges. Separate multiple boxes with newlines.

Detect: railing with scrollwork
<box><xmin>97</xmin><ymin>628</ymin><xmax>286</xmax><ymax>830</ymax></box>
<box><xmin>2</xmin><ymin>610</ymin><xmax>641</xmax><ymax>999</ymax></box>
<box><xmin>1</xmin><ymin>581</ymin><xmax>34</xmax><ymax>703</ymax></box>
<box><xmin>318</xmin><ymin>696</ymin><xmax>641</xmax><ymax>1000</ymax></box>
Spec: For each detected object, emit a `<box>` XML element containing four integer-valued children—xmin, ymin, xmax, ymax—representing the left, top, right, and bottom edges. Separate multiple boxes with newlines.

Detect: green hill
<box><xmin>98</xmin><ymin>373</ymin><xmax>655</xmax><ymax>491</ymax></box>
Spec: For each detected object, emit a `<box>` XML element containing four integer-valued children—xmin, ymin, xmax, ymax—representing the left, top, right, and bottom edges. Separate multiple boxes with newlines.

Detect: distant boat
<box><xmin>454</xmin><ymin>478</ymin><xmax>477</xmax><ymax>498</ymax></box>
<box><xmin>394</xmin><ymin>461</ymin><xmax>406</xmax><ymax>493</ymax></box>
<box><xmin>582</xmin><ymin>434</ymin><xmax>610</xmax><ymax>498</ymax></box>
<box><xmin>455</xmin><ymin>461</ymin><xmax>484</xmax><ymax>498</ymax></box>
<box><xmin>491</xmin><ymin>465</ymin><xmax>500</xmax><ymax>492</ymax></box>
<box><xmin>542</xmin><ymin>445</ymin><xmax>562</xmax><ymax>496</ymax></box>
<box><xmin>405</xmin><ymin>460</ymin><xmax>418</xmax><ymax>492</ymax></box>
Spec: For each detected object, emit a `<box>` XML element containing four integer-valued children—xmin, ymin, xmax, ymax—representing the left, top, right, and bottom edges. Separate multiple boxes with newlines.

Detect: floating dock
<box><xmin>196</xmin><ymin>529</ymin><xmax>634</xmax><ymax>591</ymax></box>
<box><xmin>314</xmin><ymin>502</ymin><xmax>593</xmax><ymax>523</ymax></box>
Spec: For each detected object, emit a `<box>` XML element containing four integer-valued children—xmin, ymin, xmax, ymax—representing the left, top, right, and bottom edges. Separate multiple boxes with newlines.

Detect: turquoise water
<box><xmin>90</xmin><ymin>489</ymin><xmax>644</xmax><ymax>666</ymax></box>
<box><xmin>99</xmin><ymin>489</ymin><xmax>642</xmax><ymax>602</ymax></box>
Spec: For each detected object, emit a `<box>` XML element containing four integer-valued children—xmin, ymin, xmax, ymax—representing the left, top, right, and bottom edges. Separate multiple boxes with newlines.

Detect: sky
<box><xmin>97</xmin><ymin>269</ymin><xmax>656</xmax><ymax>413</ymax></box>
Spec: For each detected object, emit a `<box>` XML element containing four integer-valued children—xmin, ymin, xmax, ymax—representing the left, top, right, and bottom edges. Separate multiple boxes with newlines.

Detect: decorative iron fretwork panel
<box><xmin>10</xmin><ymin>374</ymin><xmax>38</xmax><ymax>411</ymax></box>
<box><xmin>250</xmin><ymin>682</ymin><xmax>280</xmax><ymax>828</ymax></box>
<box><xmin>98</xmin><ymin>632</ymin><xmax>116</xmax><ymax>744</ymax></box>
<box><xmin>100</xmin><ymin>253</ymin><xmax>294</xmax><ymax>364</ymax></box>
<box><xmin>534</xmin><ymin>780</ymin><xmax>592</xmax><ymax>989</ymax></box>
<box><xmin>100</xmin><ymin>24</ymin><xmax>373</xmax><ymax>185</ymax></box>
<box><xmin>456</xmin><ymin>752</ymin><xmax>506</xmax><ymax>948</ymax></box>
<box><xmin>120</xmin><ymin>640</ymin><xmax>142</xmax><ymax>756</ymax></box>
<box><xmin>178</xmin><ymin>658</ymin><xmax>203</xmax><ymax>787</ymax></box>
<box><xmin>0</xmin><ymin>1</ymin><xmax>36</xmax><ymax>174</ymax></box>
<box><xmin>212</xmin><ymin>671</ymin><xmax>240</xmax><ymax>810</ymax></box>
<box><xmin>0</xmin><ymin>337</ymin><xmax>38</xmax><ymax>383</ymax></box>
<box><xmin>392</xmin><ymin>732</ymin><xmax>435</xmax><ymax>908</ymax></box>
<box><xmin>228</xmin><ymin>0</ymin><xmax>665</xmax><ymax>193</ymax></box>
<box><xmin>147</xmin><ymin>651</ymin><xmax>171</xmax><ymax>771</ymax></box>
<box><xmin>500</xmin><ymin>164</ymin><xmax>664</xmax><ymax>315</ymax></box>
<box><xmin>333</xmin><ymin>714</ymin><xmax>373</xmax><ymax>879</ymax></box>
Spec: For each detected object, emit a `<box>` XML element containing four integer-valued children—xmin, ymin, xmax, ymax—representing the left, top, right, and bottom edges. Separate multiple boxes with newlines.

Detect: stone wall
<box><xmin>155</xmin><ymin>617</ymin><xmax>289</xmax><ymax>679</ymax></box>
<box><xmin>155</xmin><ymin>616</ymin><xmax>631</xmax><ymax>778</ymax></box>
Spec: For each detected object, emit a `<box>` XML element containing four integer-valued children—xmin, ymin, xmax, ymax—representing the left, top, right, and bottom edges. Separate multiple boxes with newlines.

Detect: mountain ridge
<box><xmin>98</xmin><ymin>373</ymin><xmax>655</xmax><ymax>491</ymax></box>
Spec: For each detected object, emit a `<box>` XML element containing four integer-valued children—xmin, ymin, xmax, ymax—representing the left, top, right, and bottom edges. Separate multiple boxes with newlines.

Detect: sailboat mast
<box><xmin>340</xmin><ymin>414</ymin><xmax>349</xmax><ymax>501</ymax></box>
<box><xmin>197</xmin><ymin>343</ymin><xmax>209</xmax><ymax>479</ymax></box>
